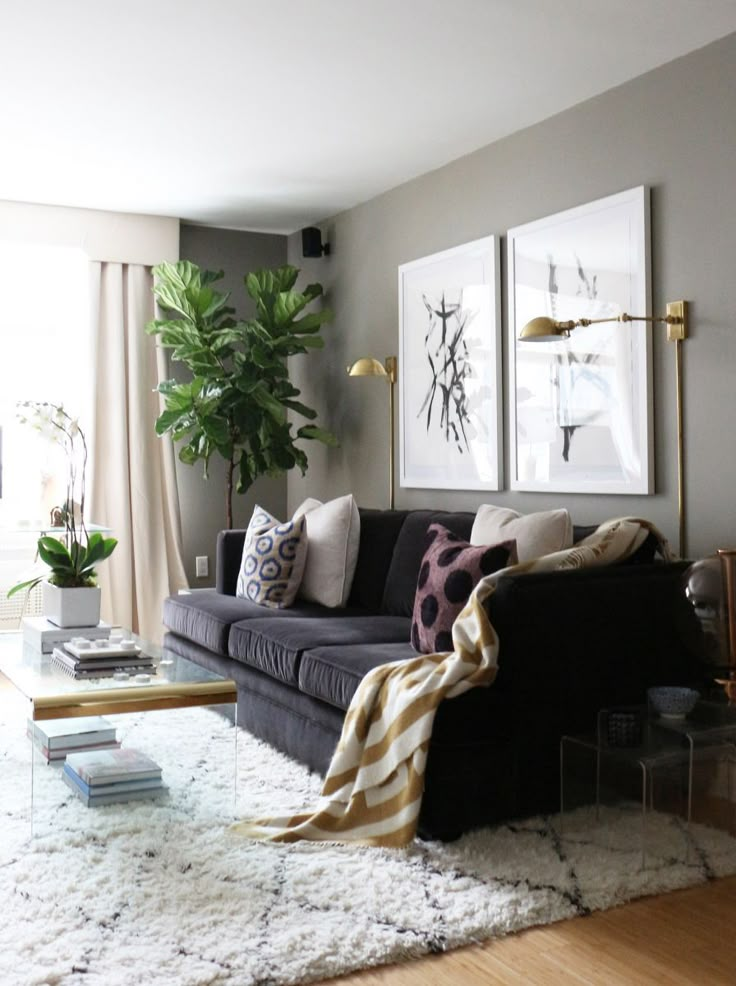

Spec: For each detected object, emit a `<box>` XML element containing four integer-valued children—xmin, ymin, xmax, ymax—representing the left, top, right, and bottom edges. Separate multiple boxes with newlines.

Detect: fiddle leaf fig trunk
<box><xmin>147</xmin><ymin>261</ymin><xmax>337</xmax><ymax>528</ymax></box>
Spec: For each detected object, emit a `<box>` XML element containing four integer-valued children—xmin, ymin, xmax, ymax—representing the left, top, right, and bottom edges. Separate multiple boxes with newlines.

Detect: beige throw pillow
<box><xmin>470</xmin><ymin>504</ymin><xmax>573</xmax><ymax>562</ymax></box>
<box><xmin>294</xmin><ymin>494</ymin><xmax>361</xmax><ymax>608</ymax></box>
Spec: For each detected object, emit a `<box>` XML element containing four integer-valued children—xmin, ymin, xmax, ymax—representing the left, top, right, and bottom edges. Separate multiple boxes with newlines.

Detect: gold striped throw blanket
<box><xmin>231</xmin><ymin>517</ymin><xmax>672</xmax><ymax>847</ymax></box>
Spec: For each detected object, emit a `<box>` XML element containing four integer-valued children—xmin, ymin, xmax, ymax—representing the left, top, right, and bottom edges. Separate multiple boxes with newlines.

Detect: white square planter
<box><xmin>42</xmin><ymin>582</ymin><xmax>101</xmax><ymax>628</ymax></box>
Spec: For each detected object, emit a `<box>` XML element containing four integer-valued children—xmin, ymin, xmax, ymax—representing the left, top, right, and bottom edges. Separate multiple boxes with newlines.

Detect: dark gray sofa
<box><xmin>162</xmin><ymin>508</ymin><xmax>705</xmax><ymax>840</ymax></box>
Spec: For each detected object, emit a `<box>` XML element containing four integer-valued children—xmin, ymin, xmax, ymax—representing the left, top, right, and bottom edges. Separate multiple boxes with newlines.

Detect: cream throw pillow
<box><xmin>294</xmin><ymin>494</ymin><xmax>361</xmax><ymax>608</ymax></box>
<box><xmin>470</xmin><ymin>504</ymin><xmax>573</xmax><ymax>562</ymax></box>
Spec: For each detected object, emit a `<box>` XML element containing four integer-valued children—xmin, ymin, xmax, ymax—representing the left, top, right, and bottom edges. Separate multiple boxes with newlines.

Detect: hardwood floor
<box><xmin>324</xmin><ymin>875</ymin><xmax>736</xmax><ymax>985</ymax></box>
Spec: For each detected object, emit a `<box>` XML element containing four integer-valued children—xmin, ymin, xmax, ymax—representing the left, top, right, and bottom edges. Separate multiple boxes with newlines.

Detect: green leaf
<box><xmin>250</xmin><ymin>385</ymin><xmax>287</xmax><ymax>424</ymax></box>
<box><xmin>210</xmin><ymin>329</ymin><xmax>242</xmax><ymax>353</ymax></box>
<box><xmin>297</xmin><ymin>424</ymin><xmax>339</xmax><ymax>446</ymax></box>
<box><xmin>293</xmin><ymin>447</ymin><xmax>308</xmax><ymax>473</ymax></box>
<box><xmin>78</xmin><ymin>535</ymin><xmax>117</xmax><ymax>572</ymax></box>
<box><xmin>237</xmin><ymin>455</ymin><xmax>253</xmax><ymax>494</ymax></box>
<box><xmin>303</xmin><ymin>282</ymin><xmax>324</xmax><ymax>301</ymax></box>
<box><xmin>273</xmin><ymin>290</ymin><xmax>311</xmax><ymax>327</ymax></box>
<box><xmin>292</xmin><ymin>311</ymin><xmax>330</xmax><ymax>334</ymax></box>
<box><xmin>282</xmin><ymin>399</ymin><xmax>317</xmax><ymax>420</ymax></box>
<box><xmin>244</xmin><ymin>271</ymin><xmax>265</xmax><ymax>301</ymax></box>
<box><xmin>201</xmin><ymin>415</ymin><xmax>231</xmax><ymax>446</ymax></box>
<box><xmin>179</xmin><ymin>442</ymin><xmax>202</xmax><ymax>466</ymax></box>
<box><xmin>7</xmin><ymin>576</ymin><xmax>45</xmax><ymax>598</ymax></box>
<box><xmin>154</xmin><ymin>281</ymin><xmax>197</xmax><ymax>322</ymax></box>
<box><xmin>200</xmin><ymin>268</ymin><xmax>225</xmax><ymax>287</ymax></box>
<box><xmin>274</xmin><ymin>266</ymin><xmax>299</xmax><ymax>292</ymax></box>
<box><xmin>155</xmin><ymin>409</ymin><xmax>188</xmax><ymax>436</ymax></box>
<box><xmin>37</xmin><ymin>536</ymin><xmax>73</xmax><ymax>568</ymax></box>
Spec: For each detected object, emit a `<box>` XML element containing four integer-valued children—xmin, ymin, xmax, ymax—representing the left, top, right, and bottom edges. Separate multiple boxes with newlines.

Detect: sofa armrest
<box><xmin>486</xmin><ymin>562</ymin><xmax>704</xmax><ymax>719</ymax></box>
<box><xmin>483</xmin><ymin>561</ymin><xmax>706</xmax><ymax>816</ymax></box>
<box><xmin>216</xmin><ymin>529</ymin><xmax>247</xmax><ymax>595</ymax></box>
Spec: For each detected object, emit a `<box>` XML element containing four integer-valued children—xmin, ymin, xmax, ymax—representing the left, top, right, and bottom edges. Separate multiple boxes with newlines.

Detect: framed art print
<box><xmin>507</xmin><ymin>186</ymin><xmax>653</xmax><ymax>494</ymax></box>
<box><xmin>398</xmin><ymin>235</ymin><xmax>501</xmax><ymax>491</ymax></box>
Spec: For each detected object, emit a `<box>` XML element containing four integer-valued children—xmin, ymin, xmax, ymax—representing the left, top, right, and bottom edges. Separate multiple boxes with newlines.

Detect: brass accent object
<box><xmin>347</xmin><ymin>355</ymin><xmax>398</xmax><ymax>509</ymax></box>
<box><xmin>519</xmin><ymin>300</ymin><xmax>690</xmax><ymax>557</ymax></box>
<box><xmin>31</xmin><ymin>679</ymin><xmax>238</xmax><ymax>721</ymax></box>
<box><xmin>715</xmin><ymin>548</ymin><xmax>736</xmax><ymax>704</ymax></box>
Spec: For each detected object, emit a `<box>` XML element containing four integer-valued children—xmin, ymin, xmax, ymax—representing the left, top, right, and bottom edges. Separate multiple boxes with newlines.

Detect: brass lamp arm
<box><xmin>518</xmin><ymin>301</ymin><xmax>689</xmax><ymax>556</ymax></box>
<box><xmin>562</xmin><ymin>311</ymin><xmax>686</xmax><ymax>330</ymax></box>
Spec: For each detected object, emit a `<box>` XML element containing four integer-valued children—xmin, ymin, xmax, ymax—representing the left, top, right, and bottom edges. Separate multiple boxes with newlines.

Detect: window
<box><xmin>0</xmin><ymin>242</ymin><xmax>91</xmax><ymax>621</ymax></box>
<box><xmin>0</xmin><ymin>242</ymin><xmax>91</xmax><ymax>528</ymax></box>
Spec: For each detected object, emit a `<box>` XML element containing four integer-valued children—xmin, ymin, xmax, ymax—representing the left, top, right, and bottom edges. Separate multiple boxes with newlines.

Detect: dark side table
<box><xmin>560</xmin><ymin>701</ymin><xmax>736</xmax><ymax>868</ymax></box>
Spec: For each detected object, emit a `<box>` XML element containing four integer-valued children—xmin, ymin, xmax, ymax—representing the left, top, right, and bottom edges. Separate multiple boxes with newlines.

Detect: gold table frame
<box><xmin>31</xmin><ymin>679</ymin><xmax>237</xmax><ymax>720</ymax></box>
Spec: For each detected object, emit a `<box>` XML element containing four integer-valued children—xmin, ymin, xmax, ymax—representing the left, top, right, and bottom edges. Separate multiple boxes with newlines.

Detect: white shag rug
<box><xmin>2</xmin><ymin>705</ymin><xmax>736</xmax><ymax>986</ymax></box>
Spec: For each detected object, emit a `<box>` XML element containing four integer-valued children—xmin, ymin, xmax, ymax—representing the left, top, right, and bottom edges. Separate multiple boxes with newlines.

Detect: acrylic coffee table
<box><xmin>0</xmin><ymin>629</ymin><xmax>238</xmax><ymax>834</ymax></box>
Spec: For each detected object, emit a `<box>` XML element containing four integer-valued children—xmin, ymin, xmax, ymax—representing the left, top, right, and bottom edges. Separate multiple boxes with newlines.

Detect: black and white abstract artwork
<box><xmin>507</xmin><ymin>186</ymin><xmax>653</xmax><ymax>494</ymax></box>
<box><xmin>399</xmin><ymin>236</ymin><xmax>501</xmax><ymax>490</ymax></box>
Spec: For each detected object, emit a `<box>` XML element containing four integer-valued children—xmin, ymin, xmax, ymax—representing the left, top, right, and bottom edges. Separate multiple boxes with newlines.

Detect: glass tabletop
<box><xmin>563</xmin><ymin>701</ymin><xmax>736</xmax><ymax>763</ymax></box>
<box><xmin>0</xmin><ymin>628</ymin><xmax>227</xmax><ymax>704</ymax></box>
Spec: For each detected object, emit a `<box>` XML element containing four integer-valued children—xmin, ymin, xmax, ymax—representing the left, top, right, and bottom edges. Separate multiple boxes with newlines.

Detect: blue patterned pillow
<box><xmin>236</xmin><ymin>506</ymin><xmax>308</xmax><ymax>608</ymax></box>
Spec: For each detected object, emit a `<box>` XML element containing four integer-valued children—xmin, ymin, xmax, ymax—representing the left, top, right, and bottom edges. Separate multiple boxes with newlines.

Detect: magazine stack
<box><xmin>62</xmin><ymin>747</ymin><xmax>167</xmax><ymax>807</ymax></box>
<box><xmin>51</xmin><ymin>634</ymin><xmax>155</xmax><ymax>679</ymax></box>
<box><xmin>27</xmin><ymin>716</ymin><xmax>120</xmax><ymax>763</ymax></box>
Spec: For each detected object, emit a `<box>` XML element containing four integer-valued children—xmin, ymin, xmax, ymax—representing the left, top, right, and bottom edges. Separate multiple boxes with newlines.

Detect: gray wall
<box><xmin>176</xmin><ymin>224</ymin><xmax>287</xmax><ymax>584</ymax></box>
<box><xmin>286</xmin><ymin>33</ymin><xmax>736</xmax><ymax>559</ymax></box>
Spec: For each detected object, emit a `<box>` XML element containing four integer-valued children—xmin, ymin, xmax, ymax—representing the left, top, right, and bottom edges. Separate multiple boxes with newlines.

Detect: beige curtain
<box><xmin>89</xmin><ymin>262</ymin><xmax>188</xmax><ymax>642</ymax></box>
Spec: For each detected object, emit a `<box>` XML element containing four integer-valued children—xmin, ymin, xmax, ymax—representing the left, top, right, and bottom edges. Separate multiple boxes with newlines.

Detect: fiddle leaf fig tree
<box><xmin>146</xmin><ymin>261</ymin><xmax>338</xmax><ymax>528</ymax></box>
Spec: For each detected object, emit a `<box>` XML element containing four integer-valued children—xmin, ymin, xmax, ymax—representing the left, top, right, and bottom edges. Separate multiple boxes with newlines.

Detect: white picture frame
<box><xmin>507</xmin><ymin>186</ymin><xmax>653</xmax><ymax>494</ymax></box>
<box><xmin>398</xmin><ymin>235</ymin><xmax>502</xmax><ymax>491</ymax></box>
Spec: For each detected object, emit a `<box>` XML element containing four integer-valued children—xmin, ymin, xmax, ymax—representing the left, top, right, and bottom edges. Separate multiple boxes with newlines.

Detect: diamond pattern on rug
<box><xmin>1</xmin><ymin>705</ymin><xmax>735</xmax><ymax>986</ymax></box>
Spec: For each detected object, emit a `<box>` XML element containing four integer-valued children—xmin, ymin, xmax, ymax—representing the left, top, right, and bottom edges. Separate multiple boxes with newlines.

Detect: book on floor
<box><xmin>62</xmin><ymin>762</ymin><xmax>165</xmax><ymax>798</ymax></box>
<box><xmin>61</xmin><ymin>770</ymin><xmax>168</xmax><ymax>807</ymax></box>
<box><xmin>64</xmin><ymin>747</ymin><xmax>163</xmax><ymax>786</ymax></box>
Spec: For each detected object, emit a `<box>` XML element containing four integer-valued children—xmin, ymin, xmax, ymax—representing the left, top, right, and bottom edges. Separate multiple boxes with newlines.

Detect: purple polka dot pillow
<box><xmin>411</xmin><ymin>524</ymin><xmax>517</xmax><ymax>654</ymax></box>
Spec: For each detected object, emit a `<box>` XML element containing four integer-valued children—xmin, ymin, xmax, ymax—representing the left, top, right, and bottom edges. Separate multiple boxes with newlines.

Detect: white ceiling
<box><xmin>3</xmin><ymin>1</ymin><xmax>736</xmax><ymax>234</ymax></box>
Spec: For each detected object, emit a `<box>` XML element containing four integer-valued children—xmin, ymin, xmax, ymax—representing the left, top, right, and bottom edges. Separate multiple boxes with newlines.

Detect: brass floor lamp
<box><xmin>519</xmin><ymin>301</ymin><xmax>689</xmax><ymax>557</ymax></box>
<box><xmin>346</xmin><ymin>356</ymin><xmax>397</xmax><ymax>510</ymax></box>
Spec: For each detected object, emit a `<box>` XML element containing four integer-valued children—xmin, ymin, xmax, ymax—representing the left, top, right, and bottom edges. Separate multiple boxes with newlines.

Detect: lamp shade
<box><xmin>347</xmin><ymin>357</ymin><xmax>388</xmax><ymax>377</ymax></box>
<box><xmin>519</xmin><ymin>316</ymin><xmax>568</xmax><ymax>342</ymax></box>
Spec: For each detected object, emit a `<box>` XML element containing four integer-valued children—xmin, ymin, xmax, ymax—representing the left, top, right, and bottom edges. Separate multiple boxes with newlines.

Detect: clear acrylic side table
<box><xmin>560</xmin><ymin>703</ymin><xmax>736</xmax><ymax>868</ymax></box>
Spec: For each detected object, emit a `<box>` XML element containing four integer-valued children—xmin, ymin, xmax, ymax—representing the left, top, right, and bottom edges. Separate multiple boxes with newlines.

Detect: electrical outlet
<box><xmin>195</xmin><ymin>555</ymin><xmax>209</xmax><ymax>578</ymax></box>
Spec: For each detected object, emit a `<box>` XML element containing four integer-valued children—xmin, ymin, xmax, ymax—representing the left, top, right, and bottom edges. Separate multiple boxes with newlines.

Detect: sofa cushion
<box><xmin>228</xmin><ymin>615</ymin><xmax>411</xmax><ymax>687</ymax></box>
<box><xmin>293</xmin><ymin>494</ymin><xmax>361</xmax><ymax>608</ymax></box>
<box><xmin>411</xmin><ymin>525</ymin><xmax>516</xmax><ymax>653</ymax></box>
<box><xmin>299</xmin><ymin>642</ymin><xmax>416</xmax><ymax>710</ymax></box>
<box><xmin>236</xmin><ymin>506</ymin><xmax>308</xmax><ymax>608</ymax></box>
<box><xmin>347</xmin><ymin>509</ymin><xmax>409</xmax><ymax>611</ymax></box>
<box><xmin>470</xmin><ymin>504</ymin><xmax>573</xmax><ymax>562</ymax></box>
<box><xmin>163</xmin><ymin>591</ymin><xmax>341</xmax><ymax>656</ymax></box>
<box><xmin>299</xmin><ymin>641</ymin><xmax>517</xmax><ymax>745</ymax></box>
<box><xmin>381</xmin><ymin>510</ymin><xmax>475</xmax><ymax>617</ymax></box>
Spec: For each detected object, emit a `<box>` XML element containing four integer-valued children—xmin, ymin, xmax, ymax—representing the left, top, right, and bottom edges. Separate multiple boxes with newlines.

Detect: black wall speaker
<box><xmin>301</xmin><ymin>226</ymin><xmax>330</xmax><ymax>258</ymax></box>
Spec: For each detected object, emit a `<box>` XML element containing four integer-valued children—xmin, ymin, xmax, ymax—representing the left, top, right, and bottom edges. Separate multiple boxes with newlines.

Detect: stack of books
<box><xmin>51</xmin><ymin>635</ymin><xmax>156</xmax><ymax>679</ymax></box>
<box><xmin>22</xmin><ymin>616</ymin><xmax>112</xmax><ymax>654</ymax></box>
<box><xmin>62</xmin><ymin>747</ymin><xmax>167</xmax><ymax>807</ymax></box>
<box><xmin>27</xmin><ymin>715</ymin><xmax>120</xmax><ymax>763</ymax></box>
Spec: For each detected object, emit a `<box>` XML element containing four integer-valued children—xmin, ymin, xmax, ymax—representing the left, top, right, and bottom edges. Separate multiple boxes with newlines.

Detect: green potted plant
<box><xmin>147</xmin><ymin>261</ymin><xmax>338</xmax><ymax>528</ymax></box>
<box><xmin>8</xmin><ymin>402</ymin><xmax>117</xmax><ymax>627</ymax></box>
